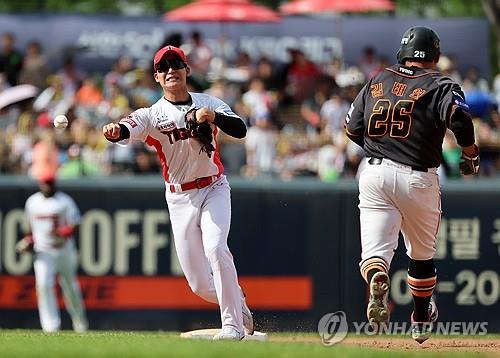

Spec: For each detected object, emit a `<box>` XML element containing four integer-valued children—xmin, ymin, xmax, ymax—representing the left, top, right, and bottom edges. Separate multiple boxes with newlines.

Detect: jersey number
<box><xmin>367</xmin><ymin>99</ymin><xmax>414</xmax><ymax>138</ymax></box>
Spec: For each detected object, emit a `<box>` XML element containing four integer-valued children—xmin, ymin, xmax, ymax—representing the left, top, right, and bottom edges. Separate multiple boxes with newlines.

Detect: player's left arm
<box><xmin>191</xmin><ymin>107</ymin><xmax>247</xmax><ymax>139</ymax></box>
<box><xmin>444</xmin><ymin>91</ymin><xmax>475</xmax><ymax>148</ymax></box>
<box><xmin>204</xmin><ymin>98</ymin><xmax>247</xmax><ymax>139</ymax></box>
<box><xmin>442</xmin><ymin>84</ymin><xmax>479</xmax><ymax>174</ymax></box>
<box><xmin>57</xmin><ymin>195</ymin><xmax>82</xmax><ymax>239</ymax></box>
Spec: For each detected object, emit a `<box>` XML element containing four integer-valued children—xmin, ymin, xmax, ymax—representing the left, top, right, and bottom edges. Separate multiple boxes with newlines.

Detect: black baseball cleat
<box><xmin>366</xmin><ymin>271</ymin><xmax>390</xmax><ymax>332</ymax></box>
<box><xmin>411</xmin><ymin>295</ymin><xmax>439</xmax><ymax>344</ymax></box>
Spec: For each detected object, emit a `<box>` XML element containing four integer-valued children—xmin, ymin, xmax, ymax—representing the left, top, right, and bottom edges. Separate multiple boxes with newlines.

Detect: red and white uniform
<box><xmin>25</xmin><ymin>191</ymin><xmax>88</xmax><ymax>333</ymax></box>
<box><xmin>26</xmin><ymin>192</ymin><xmax>80</xmax><ymax>251</ymax></box>
<box><xmin>118</xmin><ymin>92</ymin><xmax>238</xmax><ymax>184</ymax></box>
<box><xmin>118</xmin><ymin>92</ymin><xmax>246</xmax><ymax>333</ymax></box>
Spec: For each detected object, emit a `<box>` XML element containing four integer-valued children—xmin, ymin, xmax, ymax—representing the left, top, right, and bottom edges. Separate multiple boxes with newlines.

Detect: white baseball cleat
<box><xmin>241</xmin><ymin>291</ymin><xmax>254</xmax><ymax>335</ymax></box>
<box><xmin>73</xmin><ymin>317</ymin><xmax>88</xmax><ymax>333</ymax></box>
<box><xmin>366</xmin><ymin>271</ymin><xmax>390</xmax><ymax>331</ymax></box>
<box><xmin>213</xmin><ymin>326</ymin><xmax>244</xmax><ymax>341</ymax></box>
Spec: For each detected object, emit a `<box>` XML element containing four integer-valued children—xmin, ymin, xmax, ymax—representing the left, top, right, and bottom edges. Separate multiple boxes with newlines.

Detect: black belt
<box><xmin>368</xmin><ymin>157</ymin><xmax>428</xmax><ymax>172</ymax></box>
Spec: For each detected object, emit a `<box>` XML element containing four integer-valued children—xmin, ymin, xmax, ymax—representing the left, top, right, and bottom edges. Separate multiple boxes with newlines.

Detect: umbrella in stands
<box><xmin>165</xmin><ymin>0</ymin><xmax>281</xmax><ymax>22</ymax></box>
<box><xmin>280</xmin><ymin>0</ymin><xmax>395</xmax><ymax>15</ymax></box>
<box><xmin>0</xmin><ymin>84</ymin><xmax>39</xmax><ymax>111</ymax></box>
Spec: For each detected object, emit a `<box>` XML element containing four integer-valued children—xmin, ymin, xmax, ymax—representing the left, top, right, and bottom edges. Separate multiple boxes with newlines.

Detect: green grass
<box><xmin>0</xmin><ymin>330</ymin><xmax>495</xmax><ymax>357</ymax></box>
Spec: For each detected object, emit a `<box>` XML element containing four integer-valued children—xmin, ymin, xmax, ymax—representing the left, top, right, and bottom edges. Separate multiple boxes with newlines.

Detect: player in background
<box><xmin>102</xmin><ymin>46</ymin><xmax>253</xmax><ymax>340</ymax></box>
<box><xmin>345</xmin><ymin>26</ymin><xmax>479</xmax><ymax>343</ymax></box>
<box><xmin>17</xmin><ymin>172</ymin><xmax>88</xmax><ymax>333</ymax></box>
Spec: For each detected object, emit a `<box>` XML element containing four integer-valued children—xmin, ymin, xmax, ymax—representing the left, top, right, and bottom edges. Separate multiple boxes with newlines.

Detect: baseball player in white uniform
<box><xmin>17</xmin><ymin>173</ymin><xmax>88</xmax><ymax>333</ymax></box>
<box><xmin>102</xmin><ymin>46</ymin><xmax>253</xmax><ymax>340</ymax></box>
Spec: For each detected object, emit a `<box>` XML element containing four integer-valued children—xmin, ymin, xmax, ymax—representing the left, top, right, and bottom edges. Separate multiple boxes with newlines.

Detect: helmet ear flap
<box><xmin>396</xmin><ymin>49</ymin><xmax>402</xmax><ymax>64</ymax></box>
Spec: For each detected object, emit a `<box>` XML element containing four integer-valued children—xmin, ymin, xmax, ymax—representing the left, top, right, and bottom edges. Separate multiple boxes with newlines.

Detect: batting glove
<box><xmin>459</xmin><ymin>144</ymin><xmax>480</xmax><ymax>175</ymax></box>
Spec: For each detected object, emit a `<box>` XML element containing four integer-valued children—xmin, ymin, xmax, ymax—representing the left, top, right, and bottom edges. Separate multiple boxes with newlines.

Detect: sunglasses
<box><xmin>155</xmin><ymin>58</ymin><xmax>186</xmax><ymax>73</ymax></box>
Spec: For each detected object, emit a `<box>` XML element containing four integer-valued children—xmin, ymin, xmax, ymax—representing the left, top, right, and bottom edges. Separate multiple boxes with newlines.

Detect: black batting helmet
<box><xmin>397</xmin><ymin>26</ymin><xmax>440</xmax><ymax>64</ymax></box>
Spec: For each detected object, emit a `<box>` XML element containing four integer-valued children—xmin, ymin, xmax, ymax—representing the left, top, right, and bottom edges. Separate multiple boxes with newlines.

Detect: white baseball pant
<box><xmin>358</xmin><ymin>158</ymin><xmax>441</xmax><ymax>268</ymax></box>
<box><xmin>165</xmin><ymin>175</ymin><xmax>243</xmax><ymax>332</ymax></box>
<box><xmin>34</xmin><ymin>240</ymin><xmax>88</xmax><ymax>332</ymax></box>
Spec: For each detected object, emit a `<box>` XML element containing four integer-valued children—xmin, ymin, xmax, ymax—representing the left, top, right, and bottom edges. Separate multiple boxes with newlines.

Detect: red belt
<box><xmin>168</xmin><ymin>175</ymin><xmax>221</xmax><ymax>193</ymax></box>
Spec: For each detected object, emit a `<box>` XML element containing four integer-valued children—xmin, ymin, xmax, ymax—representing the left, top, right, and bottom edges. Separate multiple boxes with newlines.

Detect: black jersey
<box><xmin>345</xmin><ymin>64</ymin><xmax>472</xmax><ymax>169</ymax></box>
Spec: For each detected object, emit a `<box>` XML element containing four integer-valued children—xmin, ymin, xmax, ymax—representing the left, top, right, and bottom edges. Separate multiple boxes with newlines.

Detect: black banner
<box><xmin>0</xmin><ymin>177</ymin><xmax>498</xmax><ymax>331</ymax></box>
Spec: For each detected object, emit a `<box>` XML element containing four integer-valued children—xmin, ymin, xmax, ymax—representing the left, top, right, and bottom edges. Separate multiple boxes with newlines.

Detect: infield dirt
<box><xmin>270</xmin><ymin>334</ymin><xmax>500</xmax><ymax>355</ymax></box>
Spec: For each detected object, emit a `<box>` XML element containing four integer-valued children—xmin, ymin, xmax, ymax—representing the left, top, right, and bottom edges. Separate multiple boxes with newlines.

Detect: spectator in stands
<box><xmin>441</xmin><ymin>130</ymin><xmax>462</xmax><ymax>179</ymax></box>
<box><xmin>58</xmin><ymin>143</ymin><xmax>101</xmax><ymax>178</ymax></box>
<box><xmin>129</xmin><ymin>70</ymin><xmax>162</xmax><ymax>108</ymax></box>
<box><xmin>133</xmin><ymin>147</ymin><xmax>160</xmax><ymax>174</ymax></box>
<box><xmin>186</xmin><ymin>30</ymin><xmax>213</xmax><ymax>90</ymax></box>
<box><xmin>161</xmin><ymin>32</ymin><xmax>183</xmax><ymax>49</ymax></box>
<box><xmin>19</xmin><ymin>40</ymin><xmax>49</xmax><ymax>89</ymax></box>
<box><xmin>317</xmin><ymin>138</ymin><xmax>345</xmax><ymax>182</ymax></box>
<box><xmin>242</xmin><ymin>78</ymin><xmax>276</xmax><ymax>126</ymax></box>
<box><xmin>323</xmin><ymin>57</ymin><xmax>343</xmax><ymax>79</ymax></box>
<box><xmin>75</xmin><ymin>76</ymin><xmax>103</xmax><ymax>108</ymax></box>
<box><xmin>358</xmin><ymin>46</ymin><xmax>380</xmax><ymax>80</ymax></box>
<box><xmin>104</xmin><ymin>56</ymin><xmax>135</xmax><ymax>97</ymax></box>
<box><xmin>437</xmin><ymin>54</ymin><xmax>462</xmax><ymax>83</ymax></box>
<box><xmin>463</xmin><ymin>66</ymin><xmax>489</xmax><ymax>92</ymax></box>
<box><xmin>205</xmin><ymin>78</ymin><xmax>238</xmax><ymax>107</ymax></box>
<box><xmin>1</xmin><ymin>30</ymin><xmax>500</xmax><ymax>181</ymax></box>
<box><xmin>58</xmin><ymin>56</ymin><xmax>85</xmax><ymax>99</ymax></box>
<box><xmin>30</xmin><ymin>130</ymin><xmax>59</xmax><ymax>180</ymax></box>
<box><xmin>320</xmin><ymin>87</ymin><xmax>350</xmax><ymax>145</ymax></box>
<box><xmin>100</xmin><ymin>81</ymin><xmax>130</xmax><ymax>120</ymax></box>
<box><xmin>8</xmin><ymin>98</ymin><xmax>38</xmax><ymax>174</ymax></box>
<box><xmin>244</xmin><ymin>113</ymin><xmax>279</xmax><ymax>178</ymax></box>
<box><xmin>463</xmin><ymin>67</ymin><xmax>494</xmax><ymax>120</ymax></box>
<box><xmin>300</xmin><ymin>76</ymin><xmax>333</xmax><ymax>136</ymax></box>
<box><xmin>33</xmin><ymin>74</ymin><xmax>73</xmax><ymax>121</ymax></box>
<box><xmin>255</xmin><ymin>57</ymin><xmax>281</xmax><ymax>92</ymax></box>
<box><xmin>0</xmin><ymin>131</ymin><xmax>9</xmax><ymax>173</ymax></box>
<box><xmin>225</xmin><ymin>51</ymin><xmax>255</xmax><ymax>83</ymax></box>
<box><xmin>284</xmin><ymin>47</ymin><xmax>320</xmax><ymax>103</ymax></box>
<box><xmin>0</xmin><ymin>32</ymin><xmax>23</xmax><ymax>86</ymax></box>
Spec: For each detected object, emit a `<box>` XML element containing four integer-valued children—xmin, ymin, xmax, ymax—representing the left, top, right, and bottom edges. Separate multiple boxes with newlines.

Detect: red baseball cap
<box><xmin>153</xmin><ymin>46</ymin><xmax>187</xmax><ymax>69</ymax></box>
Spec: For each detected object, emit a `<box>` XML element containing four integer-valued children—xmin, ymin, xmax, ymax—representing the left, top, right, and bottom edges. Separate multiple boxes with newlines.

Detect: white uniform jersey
<box><xmin>25</xmin><ymin>192</ymin><xmax>81</xmax><ymax>251</ymax></box>
<box><xmin>118</xmin><ymin>92</ymin><xmax>240</xmax><ymax>184</ymax></box>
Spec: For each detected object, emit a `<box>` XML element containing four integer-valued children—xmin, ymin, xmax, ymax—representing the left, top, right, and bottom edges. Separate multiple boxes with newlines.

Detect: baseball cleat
<box><xmin>366</xmin><ymin>271</ymin><xmax>390</xmax><ymax>331</ymax></box>
<box><xmin>241</xmin><ymin>291</ymin><xmax>254</xmax><ymax>335</ymax></box>
<box><xmin>73</xmin><ymin>317</ymin><xmax>89</xmax><ymax>333</ymax></box>
<box><xmin>213</xmin><ymin>326</ymin><xmax>244</xmax><ymax>341</ymax></box>
<box><xmin>411</xmin><ymin>295</ymin><xmax>439</xmax><ymax>344</ymax></box>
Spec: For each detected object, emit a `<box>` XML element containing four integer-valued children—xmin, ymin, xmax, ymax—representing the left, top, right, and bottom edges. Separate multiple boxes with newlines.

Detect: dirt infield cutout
<box><xmin>270</xmin><ymin>334</ymin><xmax>500</xmax><ymax>354</ymax></box>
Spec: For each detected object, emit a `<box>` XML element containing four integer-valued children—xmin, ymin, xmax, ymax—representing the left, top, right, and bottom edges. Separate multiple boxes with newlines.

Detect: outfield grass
<box><xmin>0</xmin><ymin>330</ymin><xmax>494</xmax><ymax>357</ymax></box>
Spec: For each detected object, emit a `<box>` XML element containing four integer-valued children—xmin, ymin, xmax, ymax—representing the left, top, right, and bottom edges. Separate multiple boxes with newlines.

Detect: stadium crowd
<box><xmin>1</xmin><ymin>31</ymin><xmax>499</xmax><ymax>181</ymax></box>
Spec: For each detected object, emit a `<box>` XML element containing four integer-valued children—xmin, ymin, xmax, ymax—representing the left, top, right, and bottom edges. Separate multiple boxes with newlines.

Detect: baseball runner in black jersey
<box><xmin>345</xmin><ymin>26</ymin><xmax>479</xmax><ymax>344</ymax></box>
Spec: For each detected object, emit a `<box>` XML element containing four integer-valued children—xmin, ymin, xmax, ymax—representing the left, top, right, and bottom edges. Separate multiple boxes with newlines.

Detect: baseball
<box><xmin>53</xmin><ymin>115</ymin><xmax>68</xmax><ymax>129</ymax></box>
